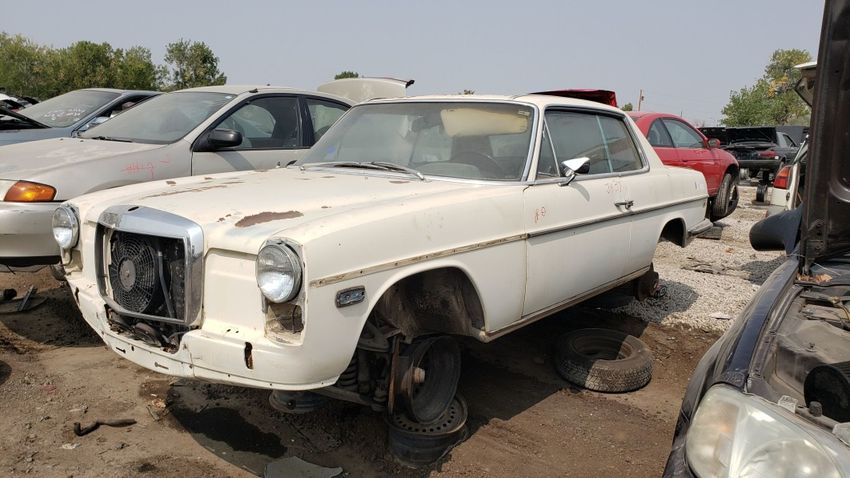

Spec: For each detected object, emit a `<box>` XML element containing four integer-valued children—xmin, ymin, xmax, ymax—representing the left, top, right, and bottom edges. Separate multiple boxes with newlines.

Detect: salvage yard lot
<box><xmin>0</xmin><ymin>186</ymin><xmax>780</xmax><ymax>478</ymax></box>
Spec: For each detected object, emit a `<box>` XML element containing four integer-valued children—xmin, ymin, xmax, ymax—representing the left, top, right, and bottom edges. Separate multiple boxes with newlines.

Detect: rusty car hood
<box><xmin>800</xmin><ymin>0</ymin><xmax>850</xmax><ymax>267</ymax></box>
<box><xmin>0</xmin><ymin>137</ymin><xmax>165</xmax><ymax>180</ymax></box>
<box><xmin>74</xmin><ymin>167</ymin><xmax>511</xmax><ymax>254</ymax></box>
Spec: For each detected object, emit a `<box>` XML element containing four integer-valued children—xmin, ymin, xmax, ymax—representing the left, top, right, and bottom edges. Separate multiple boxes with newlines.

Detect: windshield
<box><xmin>80</xmin><ymin>92</ymin><xmax>233</xmax><ymax>144</ymax></box>
<box><xmin>17</xmin><ymin>90</ymin><xmax>119</xmax><ymax>128</ymax></box>
<box><xmin>299</xmin><ymin>102</ymin><xmax>534</xmax><ymax>181</ymax></box>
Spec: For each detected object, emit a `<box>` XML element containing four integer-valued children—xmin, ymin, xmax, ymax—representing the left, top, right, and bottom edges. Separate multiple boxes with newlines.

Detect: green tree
<box><xmin>0</xmin><ymin>33</ymin><xmax>164</xmax><ymax>98</ymax></box>
<box><xmin>722</xmin><ymin>48</ymin><xmax>812</xmax><ymax>126</ymax></box>
<box><xmin>334</xmin><ymin>70</ymin><xmax>360</xmax><ymax>80</ymax></box>
<box><xmin>0</xmin><ymin>33</ymin><xmax>53</xmax><ymax>98</ymax></box>
<box><xmin>161</xmin><ymin>39</ymin><xmax>226</xmax><ymax>90</ymax></box>
<box><xmin>113</xmin><ymin>46</ymin><xmax>160</xmax><ymax>90</ymax></box>
<box><xmin>621</xmin><ymin>102</ymin><xmax>634</xmax><ymax>111</ymax></box>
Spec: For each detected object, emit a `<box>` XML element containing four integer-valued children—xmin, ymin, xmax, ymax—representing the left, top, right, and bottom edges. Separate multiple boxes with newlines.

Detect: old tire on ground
<box><xmin>387</xmin><ymin>394</ymin><xmax>468</xmax><ymax>466</ymax></box>
<box><xmin>554</xmin><ymin>328</ymin><xmax>653</xmax><ymax>393</ymax></box>
<box><xmin>710</xmin><ymin>173</ymin><xmax>739</xmax><ymax>221</ymax></box>
<box><xmin>269</xmin><ymin>390</ymin><xmax>326</xmax><ymax>414</ymax></box>
<box><xmin>756</xmin><ymin>183</ymin><xmax>768</xmax><ymax>203</ymax></box>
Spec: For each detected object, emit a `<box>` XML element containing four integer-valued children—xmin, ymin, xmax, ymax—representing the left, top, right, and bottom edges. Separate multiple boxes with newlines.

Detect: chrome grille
<box><xmin>96</xmin><ymin>205</ymin><xmax>204</xmax><ymax>326</ymax></box>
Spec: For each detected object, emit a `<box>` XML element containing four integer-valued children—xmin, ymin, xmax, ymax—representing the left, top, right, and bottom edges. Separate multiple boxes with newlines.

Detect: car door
<box><xmin>776</xmin><ymin>132</ymin><xmax>799</xmax><ymax>161</ymax></box>
<box><xmin>191</xmin><ymin>95</ymin><xmax>313</xmax><ymax>175</ymax></box>
<box><xmin>662</xmin><ymin>118</ymin><xmax>720</xmax><ymax>194</ymax></box>
<box><xmin>522</xmin><ymin>109</ymin><xmax>631</xmax><ymax>317</ymax></box>
<box><xmin>646</xmin><ymin>118</ymin><xmax>680</xmax><ymax>167</ymax></box>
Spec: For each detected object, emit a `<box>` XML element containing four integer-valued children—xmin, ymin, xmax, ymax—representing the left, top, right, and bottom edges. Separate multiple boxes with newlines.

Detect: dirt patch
<box><xmin>234</xmin><ymin>211</ymin><xmax>303</xmax><ymax>228</ymax></box>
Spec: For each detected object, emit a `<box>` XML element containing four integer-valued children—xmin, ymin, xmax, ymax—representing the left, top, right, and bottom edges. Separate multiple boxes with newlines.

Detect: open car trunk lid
<box><xmin>531</xmin><ymin>89</ymin><xmax>618</xmax><ymax>107</ymax></box>
<box><xmin>801</xmin><ymin>0</ymin><xmax>850</xmax><ymax>268</ymax></box>
<box><xmin>317</xmin><ymin>77</ymin><xmax>414</xmax><ymax>104</ymax></box>
<box><xmin>0</xmin><ymin>105</ymin><xmax>48</xmax><ymax>129</ymax></box>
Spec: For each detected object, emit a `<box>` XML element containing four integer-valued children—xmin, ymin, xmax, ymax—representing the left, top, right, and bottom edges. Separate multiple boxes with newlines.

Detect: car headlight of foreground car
<box><xmin>256</xmin><ymin>242</ymin><xmax>302</xmax><ymax>303</ymax></box>
<box><xmin>52</xmin><ymin>205</ymin><xmax>79</xmax><ymax>250</ymax></box>
<box><xmin>686</xmin><ymin>385</ymin><xmax>847</xmax><ymax>478</ymax></box>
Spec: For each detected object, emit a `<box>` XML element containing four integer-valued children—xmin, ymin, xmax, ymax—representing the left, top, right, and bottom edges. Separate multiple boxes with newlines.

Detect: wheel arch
<box><xmin>659</xmin><ymin>217</ymin><xmax>687</xmax><ymax>247</ymax></box>
<box><xmin>364</xmin><ymin>261</ymin><xmax>486</xmax><ymax>340</ymax></box>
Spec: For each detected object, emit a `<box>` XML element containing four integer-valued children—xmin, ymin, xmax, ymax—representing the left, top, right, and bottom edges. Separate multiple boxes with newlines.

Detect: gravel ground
<box><xmin>615</xmin><ymin>185</ymin><xmax>785</xmax><ymax>331</ymax></box>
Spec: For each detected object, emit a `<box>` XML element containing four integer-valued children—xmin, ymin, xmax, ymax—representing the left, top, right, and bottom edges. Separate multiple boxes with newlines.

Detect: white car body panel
<box><xmin>63</xmin><ymin>94</ymin><xmax>709</xmax><ymax>389</ymax></box>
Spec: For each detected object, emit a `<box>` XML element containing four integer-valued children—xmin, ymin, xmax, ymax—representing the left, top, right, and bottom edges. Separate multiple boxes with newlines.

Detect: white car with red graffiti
<box><xmin>0</xmin><ymin>78</ymin><xmax>410</xmax><ymax>270</ymax></box>
<box><xmin>56</xmin><ymin>94</ymin><xmax>709</xmax><ymax>427</ymax></box>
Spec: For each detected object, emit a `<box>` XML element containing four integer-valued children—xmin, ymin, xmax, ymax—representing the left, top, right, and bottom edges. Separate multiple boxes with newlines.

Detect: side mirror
<box><xmin>749</xmin><ymin>208</ymin><xmax>802</xmax><ymax>253</ymax></box>
<box><xmin>559</xmin><ymin>157</ymin><xmax>590</xmax><ymax>187</ymax></box>
<box><xmin>196</xmin><ymin>128</ymin><xmax>243</xmax><ymax>151</ymax></box>
<box><xmin>707</xmin><ymin>138</ymin><xmax>722</xmax><ymax>149</ymax></box>
<box><xmin>77</xmin><ymin>116</ymin><xmax>110</xmax><ymax>133</ymax></box>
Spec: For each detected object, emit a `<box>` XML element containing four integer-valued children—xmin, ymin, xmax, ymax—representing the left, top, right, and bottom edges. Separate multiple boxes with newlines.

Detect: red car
<box><xmin>628</xmin><ymin>112</ymin><xmax>739</xmax><ymax>221</ymax></box>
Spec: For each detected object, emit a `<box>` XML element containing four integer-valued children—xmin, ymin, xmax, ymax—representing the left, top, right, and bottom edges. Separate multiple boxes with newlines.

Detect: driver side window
<box><xmin>215</xmin><ymin>96</ymin><xmax>301</xmax><ymax>150</ymax></box>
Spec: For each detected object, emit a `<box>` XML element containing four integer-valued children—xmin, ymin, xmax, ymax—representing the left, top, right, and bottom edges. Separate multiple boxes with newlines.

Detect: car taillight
<box><xmin>758</xmin><ymin>150</ymin><xmax>779</xmax><ymax>159</ymax></box>
<box><xmin>774</xmin><ymin>166</ymin><xmax>791</xmax><ymax>189</ymax></box>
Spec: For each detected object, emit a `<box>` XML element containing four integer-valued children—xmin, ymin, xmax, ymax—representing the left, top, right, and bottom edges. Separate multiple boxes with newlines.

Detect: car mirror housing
<box><xmin>749</xmin><ymin>208</ymin><xmax>802</xmax><ymax>253</ymax></box>
<box><xmin>76</xmin><ymin>116</ymin><xmax>110</xmax><ymax>134</ymax></box>
<box><xmin>559</xmin><ymin>157</ymin><xmax>590</xmax><ymax>187</ymax></box>
<box><xmin>707</xmin><ymin>138</ymin><xmax>722</xmax><ymax>149</ymax></box>
<box><xmin>196</xmin><ymin>128</ymin><xmax>243</xmax><ymax>152</ymax></box>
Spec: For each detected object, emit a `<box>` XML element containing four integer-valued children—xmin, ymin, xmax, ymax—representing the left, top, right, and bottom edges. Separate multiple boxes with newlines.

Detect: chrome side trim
<box><xmin>476</xmin><ymin>266</ymin><xmax>650</xmax><ymax>342</ymax></box>
<box><xmin>309</xmin><ymin>233</ymin><xmax>528</xmax><ymax>288</ymax></box>
<box><xmin>527</xmin><ymin>194</ymin><xmax>707</xmax><ymax>239</ymax></box>
<box><xmin>96</xmin><ymin>205</ymin><xmax>204</xmax><ymax>326</ymax></box>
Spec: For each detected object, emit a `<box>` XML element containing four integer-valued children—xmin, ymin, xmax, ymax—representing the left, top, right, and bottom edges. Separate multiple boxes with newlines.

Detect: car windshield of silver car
<box><xmin>79</xmin><ymin>92</ymin><xmax>233</xmax><ymax>144</ymax></box>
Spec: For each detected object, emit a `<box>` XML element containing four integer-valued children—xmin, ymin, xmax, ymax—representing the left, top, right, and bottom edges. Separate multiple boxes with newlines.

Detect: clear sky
<box><xmin>3</xmin><ymin>0</ymin><xmax>824</xmax><ymax>126</ymax></box>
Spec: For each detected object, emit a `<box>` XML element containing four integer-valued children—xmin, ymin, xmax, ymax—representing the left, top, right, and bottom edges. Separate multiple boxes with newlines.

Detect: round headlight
<box><xmin>52</xmin><ymin>205</ymin><xmax>79</xmax><ymax>249</ymax></box>
<box><xmin>256</xmin><ymin>243</ymin><xmax>302</xmax><ymax>303</ymax></box>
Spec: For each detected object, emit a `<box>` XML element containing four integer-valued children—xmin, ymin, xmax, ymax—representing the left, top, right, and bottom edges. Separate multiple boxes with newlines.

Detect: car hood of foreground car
<box><xmin>0</xmin><ymin>137</ymin><xmax>165</xmax><ymax>186</ymax></box>
<box><xmin>72</xmin><ymin>167</ymin><xmax>514</xmax><ymax>255</ymax></box>
<box><xmin>799</xmin><ymin>0</ymin><xmax>850</xmax><ymax>267</ymax></box>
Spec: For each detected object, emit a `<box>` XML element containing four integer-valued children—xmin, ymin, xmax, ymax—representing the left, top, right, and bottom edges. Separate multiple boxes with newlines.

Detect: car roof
<box><xmin>174</xmin><ymin>85</ymin><xmax>352</xmax><ymax>104</ymax></box>
<box><xmin>364</xmin><ymin>93</ymin><xmax>626</xmax><ymax>114</ymax></box>
<box><xmin>83</xmin><ymin>88</ymin><xmax>160</xmax><ymax>95</ymax></box>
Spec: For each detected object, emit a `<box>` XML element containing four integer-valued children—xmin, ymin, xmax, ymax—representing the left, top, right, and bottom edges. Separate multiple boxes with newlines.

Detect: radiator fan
<box><xmin>108</xmin><ymin>232</ymin><xmax>161</xmax><ymax>314</ymax></box>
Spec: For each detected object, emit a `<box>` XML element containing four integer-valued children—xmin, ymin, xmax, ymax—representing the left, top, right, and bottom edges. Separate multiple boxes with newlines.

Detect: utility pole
<box><xmin>637</xmin><ymin>89</ymin><xmax>645</xmax><ymax>111</ymax></box>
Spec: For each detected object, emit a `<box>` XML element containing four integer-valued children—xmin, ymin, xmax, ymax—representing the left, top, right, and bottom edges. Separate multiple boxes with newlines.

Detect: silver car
<box><xmin>0</xmin><ymin>78</ymin><xmax>411</xmax><ymax>270</ymax></box>
<box><xmin>0</xmin><ymin>88</ymin><xmax>159</xmax><ymax>146</ymax></box>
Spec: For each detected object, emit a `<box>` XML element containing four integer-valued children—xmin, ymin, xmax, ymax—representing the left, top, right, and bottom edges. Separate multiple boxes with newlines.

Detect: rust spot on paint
<box><xmin>203</xmin><ymin>177</ymin><xmax>214</xmax><ymax>180</ymax></box>
<box><xmin>235</xmin><ymin>210</ymin><xmax>303</xmax><ymax>227</ymax></box>
<box><xmin>166</xmin><ymin>180</ymin><xmax>177</xmax><ymax>185</ymax></box>
<box><xmin>321</xmin><ymin>205</ymin><xmax>331</xmax><ymax>209</ymax></box>
<box><xmin>390</xmin><ymin>180</ymin><xmax>409</xmax><ymax>184</ymax></box>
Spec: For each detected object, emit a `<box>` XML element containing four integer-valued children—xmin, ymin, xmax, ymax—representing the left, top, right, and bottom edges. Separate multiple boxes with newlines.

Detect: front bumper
<box><xmin>0</xmin><ymin>201</ymin><xmax>61</xmax><ymax>267</ymax></box>
<box><xmin>68</xmin><ymin>277</ymin><xmax>341</xmax><ymax>391</ymax></box>
<box><xmin>663</xmin><ymin>429</ymin><xmax>695</xmax><ymax>477</ymax></box>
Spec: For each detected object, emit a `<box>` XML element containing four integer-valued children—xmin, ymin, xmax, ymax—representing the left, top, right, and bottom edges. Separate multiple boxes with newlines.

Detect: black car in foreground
<box><xmin>664</xmin><ymin>1</ymin><xmax>850</xmax><ymax>476</ymax></box>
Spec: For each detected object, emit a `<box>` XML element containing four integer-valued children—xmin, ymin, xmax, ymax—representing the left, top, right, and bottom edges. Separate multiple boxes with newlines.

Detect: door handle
<box><xmin>615</xmin><ymin>200</ymin><xmax>634</xmax><ymax>209</ymax></box>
